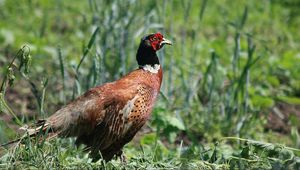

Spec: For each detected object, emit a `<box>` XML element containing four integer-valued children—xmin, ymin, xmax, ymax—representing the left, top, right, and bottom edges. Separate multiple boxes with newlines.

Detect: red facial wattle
<box><xmin>149</xmin><ymin>32</ymin><xmax>172</xmax><ymax>51</ymax></box>
<box><xmin>150</xmin><ymin>33</ymin><xmax>163</xmax><ymax>51</ymax></box>
<box><xmin>151</xmin><ymin>41</ymin><xmax>160</xmax><ymax>51</ymax></box>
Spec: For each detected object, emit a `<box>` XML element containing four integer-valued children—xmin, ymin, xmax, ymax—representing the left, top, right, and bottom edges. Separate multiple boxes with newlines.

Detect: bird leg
<box><xmin>116</xmin><ymin>150</ymin><xmax>127</xmax><ymax>164</ymax></box>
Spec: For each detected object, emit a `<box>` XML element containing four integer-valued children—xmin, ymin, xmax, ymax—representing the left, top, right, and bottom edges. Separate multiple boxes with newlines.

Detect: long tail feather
<box><xmin>0</xmin><ymin>138</ymin><xmax>23</xmax><ymax>147</ymax></box>
<box><xmin>0</xmin><ymin>120</ymin><xmax>53</xmax><ymax>148</ymax></box>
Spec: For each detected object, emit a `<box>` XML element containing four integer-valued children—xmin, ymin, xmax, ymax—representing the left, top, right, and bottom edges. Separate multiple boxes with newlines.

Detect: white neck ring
<box><xmin>141</xmin><ymin>64</ymin><xmax>160</xmax><ymax>74</ymax></box>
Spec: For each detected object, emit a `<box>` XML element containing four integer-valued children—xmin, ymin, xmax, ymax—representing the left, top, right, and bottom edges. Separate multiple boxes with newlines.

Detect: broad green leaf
<box><xmin>251</xmin><ymin>95</ymin><xmax>274</xmax><ymax>108</ymax></box>
<box><xmin>140</xmin><ymin>133</ymin><xmax>156</xmax><ymax>146</ymax></box>
<box><xmin>166</xmin><ymin>116</ymin><xmax>185</xmax><ymax>130</ymax></box>
<box><xmin>277</xmin><ymin>96</ymin><xmax>300</xmax><ymax>105</ymax></box>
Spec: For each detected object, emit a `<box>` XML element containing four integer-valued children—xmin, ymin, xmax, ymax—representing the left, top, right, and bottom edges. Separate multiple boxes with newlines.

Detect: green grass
<box><xmin>0</xmin><ymin>0</ymin><xmax>300</xmax><ymax>169</ymax></box>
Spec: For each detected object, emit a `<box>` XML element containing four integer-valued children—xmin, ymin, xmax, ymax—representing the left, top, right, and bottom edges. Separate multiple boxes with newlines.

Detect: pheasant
<box><xmin>1</xmin><ymin>32</ymin><xmax>172</xmax><ymax>162</ymax></box>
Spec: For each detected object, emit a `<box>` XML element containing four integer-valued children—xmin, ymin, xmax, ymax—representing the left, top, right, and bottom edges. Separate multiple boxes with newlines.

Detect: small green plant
<box><xmin>0</xmin><ymin>46</ymin><xmax>32</xmax><ymax>126</ymax></box>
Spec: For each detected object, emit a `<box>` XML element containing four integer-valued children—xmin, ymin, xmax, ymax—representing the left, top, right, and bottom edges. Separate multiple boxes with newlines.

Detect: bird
<box><xmin>1</xmin><ymin>32</ymin><xmax>172</xmax><ymax>162</ymax></box>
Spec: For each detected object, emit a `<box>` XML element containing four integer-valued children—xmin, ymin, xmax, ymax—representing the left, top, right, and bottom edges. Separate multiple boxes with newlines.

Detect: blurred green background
<box><xmin>0</xmin><ymin>0</ymin><xmax>300</xmax><ymax>169</ymax></box>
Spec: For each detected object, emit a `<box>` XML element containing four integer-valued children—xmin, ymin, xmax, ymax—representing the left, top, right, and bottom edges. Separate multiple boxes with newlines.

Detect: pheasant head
<box><xmin>136</xmin><ymin>32</ymin><xmax>172</xmax><ymax>67</ymax></box>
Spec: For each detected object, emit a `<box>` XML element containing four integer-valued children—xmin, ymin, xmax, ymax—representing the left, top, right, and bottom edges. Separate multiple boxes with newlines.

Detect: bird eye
<box><xmin>152</xmin><ymin>37</ymin><xmax>157</xmax><ymax>41</ymax></box>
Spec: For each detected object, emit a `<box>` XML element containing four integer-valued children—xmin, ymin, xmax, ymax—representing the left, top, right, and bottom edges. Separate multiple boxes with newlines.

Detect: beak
<box><xmin>160</xmin><ymin>38</ymin><xmax>172</xmax><ymax>46</ymax></box>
